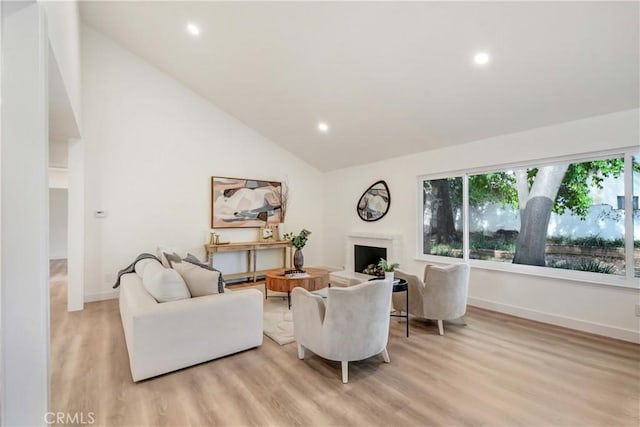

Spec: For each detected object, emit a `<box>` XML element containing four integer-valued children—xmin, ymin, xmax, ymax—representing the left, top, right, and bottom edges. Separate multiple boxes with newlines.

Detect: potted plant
<box><xmin>284</xmin><ymin>229</ymin><xmax>311</xmax><ymax>270</ymax></box>
<box><xmin>378</xmin><ymin>258</ymin><xmax>399</xmax><ymax>282</ymax></box>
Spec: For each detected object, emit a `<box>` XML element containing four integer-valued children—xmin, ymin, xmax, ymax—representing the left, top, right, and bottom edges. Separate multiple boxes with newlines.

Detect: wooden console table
<box><xmin>204</xmin><ymin>240</ymin><xmax>293</xmax><ymax>282</ymax></box>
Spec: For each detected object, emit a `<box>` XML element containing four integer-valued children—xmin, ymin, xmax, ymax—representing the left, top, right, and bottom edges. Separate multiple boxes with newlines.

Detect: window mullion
<box><xmin>624</xmin><ymin>152</ymin><xmax>634</xmax><ymax>282</ymax></box>
<box><xmin>463</xmin><ymin>174</ymin><xmax>470</xmax><ymax>262</ymax></box>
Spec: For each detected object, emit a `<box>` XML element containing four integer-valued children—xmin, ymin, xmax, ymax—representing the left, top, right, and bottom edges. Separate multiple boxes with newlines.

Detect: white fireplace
<box><xmin>330</xmin><ymin>232</ymin><xmax>402</xmax><ymax>286</ymax></box>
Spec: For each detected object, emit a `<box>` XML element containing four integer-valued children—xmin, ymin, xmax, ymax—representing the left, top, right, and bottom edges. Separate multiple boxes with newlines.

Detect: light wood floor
<box><xmin>50</xmin><ymin>260</ymin><xmax>640</xmax><ymax>427</ymax></box>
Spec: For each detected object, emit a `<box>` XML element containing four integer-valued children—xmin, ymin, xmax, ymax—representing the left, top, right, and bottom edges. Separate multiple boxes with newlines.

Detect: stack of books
<box><xmin>284</xmin><ymin>269</ymin><xmax>310</xmax><ymax>278</ymax></box>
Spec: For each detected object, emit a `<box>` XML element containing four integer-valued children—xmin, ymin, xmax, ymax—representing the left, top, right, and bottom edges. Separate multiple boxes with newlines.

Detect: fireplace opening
<box><xmin>354</xmin><ymin>245</ymin><xmax>387</xmax><ymax>277</ymax></box>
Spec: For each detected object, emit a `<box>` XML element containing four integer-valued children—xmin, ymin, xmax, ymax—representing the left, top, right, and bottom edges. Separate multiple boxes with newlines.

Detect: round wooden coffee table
<box><xmin>265</xmin><ymin>268</ymin><xmax>330</xmax><ymax>309</ymax></box>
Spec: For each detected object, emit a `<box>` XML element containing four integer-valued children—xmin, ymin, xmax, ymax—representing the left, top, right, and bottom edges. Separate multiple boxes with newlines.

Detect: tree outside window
<box><xmin>422</xmin><ymin>153</ymin><xmax>639</xmax><ymax>277</ymax></box>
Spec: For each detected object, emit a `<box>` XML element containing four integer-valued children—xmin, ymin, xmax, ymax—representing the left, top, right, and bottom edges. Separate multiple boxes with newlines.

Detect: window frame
<box><xmin>416</xmin><ymin>147</ymin><xmax>640</xmax><ymax>289</ymax></box>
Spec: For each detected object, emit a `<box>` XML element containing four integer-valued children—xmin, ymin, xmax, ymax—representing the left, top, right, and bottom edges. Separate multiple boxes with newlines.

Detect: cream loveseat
<box><xmin>119</xmin><ymin>264</ymin><xmax>263</xmax><ymax>381</ymax></box>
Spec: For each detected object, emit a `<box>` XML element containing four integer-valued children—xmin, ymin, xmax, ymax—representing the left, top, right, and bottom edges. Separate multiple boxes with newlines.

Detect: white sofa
<box><xmin>119</xmin><ymin>271</ymin><xmax>263</xmax><ymax>381</ymax></box>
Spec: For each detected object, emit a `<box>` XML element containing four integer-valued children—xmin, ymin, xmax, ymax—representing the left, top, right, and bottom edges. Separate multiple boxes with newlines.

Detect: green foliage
<box><xmin>547</xmin><ymin>235</ymin><xmax>625</xmax><ymax>248</ymax></box>
<box><xmin>283</xmin><ymin>229</ymin><xmax>311</xmax><ymax>249</ymax></box>
<box><xmin>431</xmin><ymin>239</ymin><xmax>462</xmax><ymax>249</ymax></box>
<box><xmin>377</xmin><ymin>258</ymin><xmax>400</xmax><ymax>272</ymax></box>
<box><xmin>457</xmin><ymin>158</ymin><xmax>630</xmax><ymax>219</ymax></box>
<box><xmin>470</xmin><ymin>234</ymin><xmax>516</xmax><ymax>252</ymax></box>
<box><xmin>468</xmin><ymin>173</ymin><xmax>518</xmax><ymax>209</ymax></box>
<box><xmin>554</xmin><ymin>159</ymin><xmax>625</xmax><ymax>218</ymax></box>
<box><xmin>548</xmin><ymin>258</ymin><xmax>616</xmax><ymax>274</ymax></box>
<box><xmin>430</xmin><ymin>245</ymin><xmax>463</xmax><ymax>258</ymax></box>
<box><xmin>425</xmin><ymin>178</ymin><xmax>463</xmax><ymax>207</ymax></box>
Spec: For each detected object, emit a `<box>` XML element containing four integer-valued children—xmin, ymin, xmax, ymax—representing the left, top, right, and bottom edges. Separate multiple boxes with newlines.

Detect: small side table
<box><xmin>370</xmin><ymin>278</ymin><xmax>409</xmax><ymax>337</ymax></box>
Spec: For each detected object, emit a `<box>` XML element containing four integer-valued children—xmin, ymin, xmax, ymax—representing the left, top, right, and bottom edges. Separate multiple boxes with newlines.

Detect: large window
<box><xmin>422</xmin><ymin>177</ymin><xmax>463</xmax><ymax>258</ymax></box>
<box><xmin>420</xmin><ymin>149</ymin><xmax>639</xmax><ymax>286</ymax></box>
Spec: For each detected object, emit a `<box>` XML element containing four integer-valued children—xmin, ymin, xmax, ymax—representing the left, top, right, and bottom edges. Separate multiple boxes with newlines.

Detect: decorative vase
<box><xmin>384</xmin><ymin>271</ymin><xmax>395</xmax><ymax>283</ymax></box>
<box><xmin>293</xmin><ymin>248</ymin><xmax>304</xmax><ymax>270</ymax></box>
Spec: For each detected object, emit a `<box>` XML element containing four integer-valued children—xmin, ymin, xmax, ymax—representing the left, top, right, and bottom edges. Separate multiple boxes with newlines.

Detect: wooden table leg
<box><xmin>246</xmin><ymin>250</ymin><xmax>251</xmax><ymax>281</ymax></box>
<box><xmin>253</xmin><ymin>249</ymin><xmax>257</xmax><ymax>282</ymax></box>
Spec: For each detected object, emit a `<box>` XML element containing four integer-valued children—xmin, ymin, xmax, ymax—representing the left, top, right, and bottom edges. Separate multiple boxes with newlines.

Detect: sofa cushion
<box><xmin>184</xmin><ymin>254</ymin><xmax>225</xmax><ymax>293</ymax></box>
<box><xmin>173</xmin><ymin>262</ymin><xmax>223</xmax><ymax>297</ymax></box>
<box><xmin>142</xmin><ymin>260</ymin><xmax>191</xmax><ymax>303</ymax></box>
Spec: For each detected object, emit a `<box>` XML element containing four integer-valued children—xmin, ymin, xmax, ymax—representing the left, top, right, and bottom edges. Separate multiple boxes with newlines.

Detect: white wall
<box><xmin>67</xmin><ymin>138</ymin><xmax>84</xmax><ymax>310</ymax></box>
<box><xmin>324</xmin><ymin>109</ymin><xmax>640</xmax><ymax>343</ymax></box>
<box><xmin>81</xmin><ymin>26</ymin><xmax>324</xmax><ymax>301</ymax></box>
<box><xmin>50</xmin><ymin>188</ymin><xmax>68</xmax><ymax>259</ymax></box>
<box><xmin>48</xmin><ymin>167</ymin><xmax>68</xmax><ymax>189</ymax></box>
<box><xmin>49</xmin><ymin>139</ymin><xmax>67</xmax><ymax>167</ymax></box>
<box><xmin>1</xmin><ymin>3</ymin><xmax>50</xmax><ymax>423</ymax></box>
<box><xmin>40</xmin><ymin>0</ymin><xmax>81</xmax><ymax>129</ymax></box>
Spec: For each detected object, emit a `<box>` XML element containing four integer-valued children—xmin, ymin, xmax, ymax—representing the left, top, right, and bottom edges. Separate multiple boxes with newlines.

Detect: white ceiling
<box><xmin>80</xmin><ymin>1</ymin><xmax>639</xmax><ymax>171</ymax></box>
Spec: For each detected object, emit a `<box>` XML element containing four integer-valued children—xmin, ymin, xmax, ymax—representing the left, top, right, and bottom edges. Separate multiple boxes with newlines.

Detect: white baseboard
<box><xmin>468</xmin><ymin>296</ymin><xmax>640</xmax><ymax>344</ymax></box>
<box><xmin>84</xmin><ymin>290</ymin><xmax>119</xmax><ymax>303</ymax></box>
<box><xmin>49</xmin><ymin>255</ymin><xmax>67</xmax><ymax>260</ymax></box>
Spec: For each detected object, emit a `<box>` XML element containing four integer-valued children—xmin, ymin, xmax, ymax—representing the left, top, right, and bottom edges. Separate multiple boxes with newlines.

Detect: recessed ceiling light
<box><xmin>317</xmin><ymin>122</ymin><xmax>329</xmax><ymax>133</ymax></box>
<box><xmin>186</xmin><ymin>22</ymin><xmax>201</xmax><ymax>37</ymax></box>
<box><xmin>474</xmin><ymin>52</ymin><xmax>490</xmax><ymax>65</ymax></box>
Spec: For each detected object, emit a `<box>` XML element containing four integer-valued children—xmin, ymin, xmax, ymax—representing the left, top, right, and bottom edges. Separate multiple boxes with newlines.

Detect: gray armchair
<box><xmin>393</xmin><ymin>263</ymin><xmax>470</xmax><ymax>335</ymax></box>
<box><xmin>292</xmin><ymin>279</ymin><xmax>393</xmax><ymax>383</ymax></box>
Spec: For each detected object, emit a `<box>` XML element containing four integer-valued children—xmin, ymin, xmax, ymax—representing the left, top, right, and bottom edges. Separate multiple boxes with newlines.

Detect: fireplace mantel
<box><xmin>343</xmin><ymin>232</ymin><xmax>402</xmax><ymax>273</ymax></box>
<box><xmin>329</xmin><ymin>232</ymin><xmax>402</xmax><ymax>287</ymax></box>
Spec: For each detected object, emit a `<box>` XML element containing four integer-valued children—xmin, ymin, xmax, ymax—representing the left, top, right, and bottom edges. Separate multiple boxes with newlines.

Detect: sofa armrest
<box><xmin>291</xmin><ymin>287</ymin><xmax>326</xmax><ymax>346</ymax></box>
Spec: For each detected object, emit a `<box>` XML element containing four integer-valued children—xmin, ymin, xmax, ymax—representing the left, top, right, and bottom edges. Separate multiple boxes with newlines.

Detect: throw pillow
<box><xmin>173</xmin><ymin>262</ymin><xmax>222</xmax><ymax>297</ymax></box>
<box><xmin>184</xmin><ymin>253</ymin><xmax>225</xmax><ymax>293</ymax></box>
<box><xmin>142</xmin><ymin>260</ymin><xmax>191</xmax><ymax>303</ymax></box>
<box><xmin>156</xmin><ymin>246</ymin><xmax>182</xmax><ymax>268</ymax></box>
<box><xmin>164</xmin><ymin>252</ymin><xmax>182</xmax><ymax>268</ymax></box>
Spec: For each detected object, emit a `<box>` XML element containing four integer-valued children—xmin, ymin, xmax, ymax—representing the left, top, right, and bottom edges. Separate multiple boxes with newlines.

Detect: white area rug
<box><xmin>263</xmin><ymin>293</ymin><xmax>295</xmax><ymax>345</ymax></box>
<box><xmin>240</xmin><ymin>284</ymin><xmax>295</xmax><ymax>345</ymax></box>
<box><xmin>236</xmin><ymin>284</ymin><xmax>329</xmax><ymax>345</ymax></box>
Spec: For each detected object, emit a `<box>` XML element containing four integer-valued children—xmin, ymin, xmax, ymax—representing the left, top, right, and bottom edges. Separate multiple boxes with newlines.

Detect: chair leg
<box><xmin>381</xmin><ymin>348</ymin><xmax>390</xmax><ymax>363</ymax></box>
<box><xmin>341</xmin><ymin>361</ymin><xmax>348</xmax><ymax>383</ymax></box>
<box><xmin>437</xmin><ymin>319</ymin><xmax>444</xmax><ymax>335</ymax></box>
<box><xmin>297</xmin><ymin>343</ymin><xmax>305</xmax><ymax>360</ymax></box>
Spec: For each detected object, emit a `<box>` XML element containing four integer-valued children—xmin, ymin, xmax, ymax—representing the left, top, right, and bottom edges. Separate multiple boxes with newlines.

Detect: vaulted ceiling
<box><xmin>80</xmin><ymin>1</ymin><xmax>639</xmax><ymax>171</ymax></box>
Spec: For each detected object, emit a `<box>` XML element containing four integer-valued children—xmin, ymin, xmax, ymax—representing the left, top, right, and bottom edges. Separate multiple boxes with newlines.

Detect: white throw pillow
<box><xmin>173</xmin><ymin>262</ymin><xmax>222</xmax><ymax>297</ymax></box>
<box><xmin>134</xmin><ymin>258</ymin><xmax>156</xmax><ymax>277</ymax></box>
<box><xmin>142</xmin><ymin>260</ymin><xmax>191</xmax><ymax>303</ymax></box>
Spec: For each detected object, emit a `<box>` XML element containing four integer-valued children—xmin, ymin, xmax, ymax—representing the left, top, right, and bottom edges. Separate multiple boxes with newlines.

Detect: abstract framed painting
<box><xmin>211</xmin><ymin>177</ymin><xmax>283</xmax><ymax>228</ymax></box>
